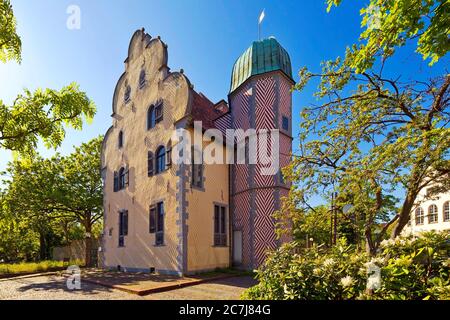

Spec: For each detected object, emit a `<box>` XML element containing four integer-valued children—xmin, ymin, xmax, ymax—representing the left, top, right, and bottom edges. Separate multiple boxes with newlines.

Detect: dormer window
<box><xmin>124</xmin><ymin>85</ymin><xmax>131</xmax><ymax>103</ymax></box>
<box><xmin>139</xmin><ymin>70</ymin><xmax>146</xmax><ymax>88</ymax></box>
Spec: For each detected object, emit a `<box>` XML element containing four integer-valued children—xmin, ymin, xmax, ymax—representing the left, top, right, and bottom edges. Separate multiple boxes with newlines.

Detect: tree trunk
<box><xmin>391</xmin><ymin>192</ymin><xmax>417</xmax><ymax>238</ymax></box>
<box><xmin>84</xmin><ymin>222</ymin><xmax>93</xmax><ymax>267</ymax></box>
<box><xmin>365</xmin><ymin>227</ymin><xmax>377</xmax><ymax>256</ymax></box>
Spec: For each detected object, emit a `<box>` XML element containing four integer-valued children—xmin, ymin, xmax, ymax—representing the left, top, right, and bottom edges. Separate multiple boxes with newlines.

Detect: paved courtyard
<box><xmin>0</xmin><ymin>274</ymin><xmax>256</xmax><ymax>300</ymax></box>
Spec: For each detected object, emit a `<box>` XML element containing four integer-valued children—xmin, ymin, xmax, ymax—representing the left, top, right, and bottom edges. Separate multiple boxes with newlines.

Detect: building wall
<box><xmin>185</xmin><ymin>128</ymin><xmax>230</xmax><ymax>273</ymax></box>
<box><xmin>230</xmin><ymin>71</ymin><xmax>293</xmax><ymax>269</ymax></box>
<box><xmin>101</xmin><ymin>30</ymin><xmax>192</xmax><ymax>275</ymax></box>
<box><xmin>404</xmin><ymin>188</ymin><xmax>450</xmax><ymax>235</ymax></box>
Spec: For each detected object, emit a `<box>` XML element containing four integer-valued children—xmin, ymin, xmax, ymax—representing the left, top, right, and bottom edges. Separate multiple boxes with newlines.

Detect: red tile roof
<box><xmin>191</xmin><ymin>91</ymin><xmax>227</xmax><ymax>130</ymax></box>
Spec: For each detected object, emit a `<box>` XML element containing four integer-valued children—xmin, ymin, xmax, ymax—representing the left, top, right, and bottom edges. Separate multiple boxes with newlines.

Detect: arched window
<box><xmin>443</xmin><ymin>201</ymin><xmax>450</xmax><ymax>222</ymax></box>
<box><xmin>118</xmin><ymin>131</ymin><xmax>124</xmax><ymax>149</ymax></box>
<box><xmin>124</xmin><ymin>85</ymin><xmax>131</xmax><ymax>103</ymax></box>
<box><xmin>119</xmin><ymin>167</ymin><xmax>126</xmax><ymax>190</ymax></box>
<box><xmin>415</xmin><ymin>207</ymin><xmax>424</xmax><ymax>225</ymax></box>
<box><xmin>156</xmin><ymin>146</ymin><xmax>166</xmax><ymax>174</ymax></box>
<box><xmin>428</xmin><ymin>204</ymin><xmax>438</xmax><ymax>223</ymax></box>
<box><xmin>147</xmin><ymin>105</ymin><xmax>156</xmax><ymax>130</ymax></box>
<box><xmin>139</xmin><ymin>70</ymin><xmax>146</xmax><ymax>88</ymax></box>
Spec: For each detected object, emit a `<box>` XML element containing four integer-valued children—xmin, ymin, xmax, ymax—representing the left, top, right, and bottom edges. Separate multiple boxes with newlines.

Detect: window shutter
<box><xmin>123</xmin><ymin>210</ymin><xmax>128</xmax><ymax>236</ymax></box>
<box><xmin>125</xmin><ymin>166</ymin><xmax>130</xmax><ymax>186</ymax></box>
<box><xmin>149</xmin><ymin>206</ymin><xmax>156</xmax><ymax>233</ymax></box>
<box><xmin>148</xmin><ymin>151</ymin><xmax>154</xmax><ymax>177</ymax></box>
<box><xmin>214</xmin><ymin>206</ymin><xmax>219</xmax><ymax>234</ymax></box>
<box><xmin>113</xmin><ymin>171</ymin><xmax>118</xmax><ymax>192</ymax></box>
<box><xmin>220</xmin><ymin>206</ymin><xmax>226</xmax><ymax>234</ymax></box>
<box><xmin>155</xmin><ymin>101</ymin><xmax>163</xmax><ymax>123</ymax></box>
<box><xmin>166</xmin><ymin>141</ymin><xmax>172</xmax><ymax>168</ymax></box>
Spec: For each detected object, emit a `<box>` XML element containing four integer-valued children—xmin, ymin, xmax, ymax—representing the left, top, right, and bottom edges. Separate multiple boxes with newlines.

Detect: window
<box><xmin>156</xmin><ymin>146</ymin><xmax>166</xmax><ymax>174</ymax></box>
<box><xmin>150</xmin><ymin>202</ymin><xmax>164</xmax><ymax>246</ymax></box>
<box><xmin>114</xmin><ymin>167</ymin><xmax>128</xmax><ymax>191</ymax></box>
<box><xmin>191</xmin><ymin>146</ymin><xmax>203</xmax><ymax>188</ymax></box>
<box><xmin>124</xmin><ymin>85</ymin><xmax>131</xmax><ymax>103</ymax></box>
<box><xmin>113</xmin><ymin>171</ymin><xmax>118</xmax><ymax>192</ymax></box>
<box><xmin>139</xmin><ymin>70</ymin><xmax>146</xmax><ymax>88</ymax></box>
<box><xmin>118</xmin><ymin>131</ymin><xmax>124</xmax><ymax>148</ymax></box>
<box><xmin>282</xmin><ymin>116</ymin><xmax>289</xmax><ymax>131</ymax></box>
<box><xmin>428</xmin><ymin>204</ymin><xmax>438</xmax><ymax>223</ymax></box>
<box><xmin>214</xmin><ymin>205</ymin><xmax>227</xmax><ymax>246</ymax></box>
<box><xmin>148</xmin><ymin>151</ymin><xmax>154</xmax><ymax>177</ymax></box>
<box><xmin>119</xmin><ymin>210</ymin><xmax>128</xmax><ymax>247</ymax></box>
<box><xmin>444</xmin><ymin>202</ymin><xmax>450</xmax><ymax>222</ymax></box>
<box><xmin>147</xmin><ymin>105</ymin><xmax>155</xmax><ymax>130</ymax></box>
<box><xmin>119</xmin><ymin>167</ymin><xmax>126</xmax><ymax>190</ymax></box>
<box><xmin>279</xmin><ymin>169</ymin><xmax>285</xmax><ymax>184</ymax></box>
<box><xmin>155</xmin><ymin>101</ymin><xmax>163</xmax><ymax>123</ymax></box>
<box><xmin>415</xmin><ymin>207</ymin><xmax>424</xmax><ymax>225</ymax></box>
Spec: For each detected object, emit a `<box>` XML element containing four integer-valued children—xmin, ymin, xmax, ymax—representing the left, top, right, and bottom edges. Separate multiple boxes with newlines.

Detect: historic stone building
<box><xmin>101</xmin><ymin>29</ymin><xmax>293</xmax><ymax>275</ymax></box>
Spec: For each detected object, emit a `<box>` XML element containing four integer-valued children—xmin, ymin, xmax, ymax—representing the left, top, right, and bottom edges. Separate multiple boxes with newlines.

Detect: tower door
<box><xmin>233</xmin><ymin>230</ymin><xmax>243</xmax><ymax>265</ymax></box>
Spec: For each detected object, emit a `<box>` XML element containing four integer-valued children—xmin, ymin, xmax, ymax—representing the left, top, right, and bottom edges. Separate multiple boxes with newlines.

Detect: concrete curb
<box><xmin>80</xmin><ymin>273</ymin><xmax>238</xmax><ymax>296</ymax></box>
<box><xmin>0</xmin><ymin>271</ymin><xmax>64</xmax><ymax>282</ymax></box>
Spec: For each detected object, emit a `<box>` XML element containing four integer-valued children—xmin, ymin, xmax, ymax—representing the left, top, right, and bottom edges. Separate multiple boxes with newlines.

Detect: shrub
<box><xmin>242</xmin><ymin>231</ymin><xmax>450</xmax><ymax>300</ymax></box>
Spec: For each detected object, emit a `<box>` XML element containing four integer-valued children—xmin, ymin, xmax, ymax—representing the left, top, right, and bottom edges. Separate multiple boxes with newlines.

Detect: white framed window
<box><xmin>444</xmin><ymin>201</ymin><xmax>450</xmax><ymax>222</ymax></box>
<box><xmin>415</xmin><ymin>207</ymin><xmax>424</xmax><ymax>225</ymax></box>
<box><xmin>428</xmin><ymin>204</ymin><xmax>438</xmax><ymax>224</ymax></box>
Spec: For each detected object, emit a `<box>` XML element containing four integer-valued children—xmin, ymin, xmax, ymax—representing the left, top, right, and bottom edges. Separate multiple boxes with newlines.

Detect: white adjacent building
<box><xmin>404</xmin><ymin>187</ymin><xmax>450</xmax><ymax>235</ymax></box>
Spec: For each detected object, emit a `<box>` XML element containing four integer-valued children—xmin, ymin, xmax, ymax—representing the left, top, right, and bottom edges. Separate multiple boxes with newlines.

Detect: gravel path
<box><xmin>0</xmin><ymin>275</ymin><xmax>256</xmax><ymax>300</ymax></box>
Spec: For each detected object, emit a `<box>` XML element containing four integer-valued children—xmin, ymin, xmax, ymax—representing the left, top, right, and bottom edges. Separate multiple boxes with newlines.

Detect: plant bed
<box><xmin>0</xmin><ymin>260</ymin><xmax>84</xmax><ymax>279</ymax></box>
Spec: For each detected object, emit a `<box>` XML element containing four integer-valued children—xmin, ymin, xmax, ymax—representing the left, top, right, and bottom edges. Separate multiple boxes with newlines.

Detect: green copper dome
<box><xmin>230</xmin><ymin>37</ymin><xmax>293</xmax><ymax>93</ymax></box>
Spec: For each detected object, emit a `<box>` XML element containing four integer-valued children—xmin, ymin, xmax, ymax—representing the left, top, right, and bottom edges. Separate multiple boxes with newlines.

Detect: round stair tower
<box><xmin>229</xmin><ymin>37</ymin><xmax>293</xmax><ymax>269</ymax></box>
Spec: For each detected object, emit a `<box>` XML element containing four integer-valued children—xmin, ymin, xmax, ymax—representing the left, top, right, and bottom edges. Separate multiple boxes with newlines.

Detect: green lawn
<box><xmin>0</xmin><ymin>260</ymin><xmax>83</xmax><ymax>275</ymax></box>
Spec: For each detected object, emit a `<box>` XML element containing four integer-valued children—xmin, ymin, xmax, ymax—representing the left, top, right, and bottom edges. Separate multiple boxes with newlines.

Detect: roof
<box><xmin>230</xmin><ymin>37</ymin><xmax>293</xmax><ymax>93</ymax></box>
<box><xmin>191</xmin><ymin>91</ymin><xmax>226</xmax><ymax>130</ymax></box>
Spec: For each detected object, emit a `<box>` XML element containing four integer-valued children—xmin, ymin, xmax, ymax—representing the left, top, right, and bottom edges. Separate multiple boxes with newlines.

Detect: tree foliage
<box><xmin>0</xmin><ymin>0</ymin><xmax>21</xmax><ymax>63</ymax></box>
<box><xmin>281</xmin><ymin>0</ymin><xmax>450</xmax><ymax>255</ymax></box>
<box><xmin>327</xmin><ymin>0</ymin><xmax>450</xmax><ymax>71</ymax></box>
<box><xmin>0</xmin><ymin>1</ymin><xmax>96</xmax><ymax>156</ymax></box>
<box><xmin>1</xmin><ymin>137</ymin><xmax>103</xmax><ymax>264</ymax></box>
<box><xmin>0</xmin><ymin>84</ymin><xmax>96</xmax><ymax>156</ymax></box>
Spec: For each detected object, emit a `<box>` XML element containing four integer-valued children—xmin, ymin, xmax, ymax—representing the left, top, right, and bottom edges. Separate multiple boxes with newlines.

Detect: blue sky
<box><xmin>0</xmin><ymin>0</ymin><xmax>447</xmax><ymax>174</ymax></box>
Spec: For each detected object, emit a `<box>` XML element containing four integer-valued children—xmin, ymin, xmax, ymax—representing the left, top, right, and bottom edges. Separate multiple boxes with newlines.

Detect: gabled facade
<box><xmin>101</xmin><ymin>29</ymin><xmax>293</xmax><ymax>275</ymax></box>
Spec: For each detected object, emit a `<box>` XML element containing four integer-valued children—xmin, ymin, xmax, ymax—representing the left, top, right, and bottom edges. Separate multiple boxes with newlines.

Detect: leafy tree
<box><xmin>2</xmin><ymin>137</ymin><xmax>103</xmax><ymax>265</ymax></box>
<box><xmin>0</xmin><ymin>192</ymin><xmax>40</xmax><ymax>262</ymax></box>
<box><xmin>282</xmin><ymin>0</ymin><xmax>449</xmax><ymax>255</ymax></box>
<box><xmin>0</xmin><ymin>0</ymin><xmax>96</xmax><ymax>156</ymax></box>
<box><xmin>0</xmin><ymin>0</ymin><xmax>21</xmax><ymax>63</ymax></box>
<box><xmin>2</xmin><ymin>156</ymin><xmax>66</xmax><ymax>260</ymax></box>
<box><xmin>58</xmin><ymin>136</ymin><xmax>103</xmax><ymax>266</ymax></box>
<box><xmin>327</xmin><ymin>0</ymin><xmax>450</xmax><ymax>70</ymax></box>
